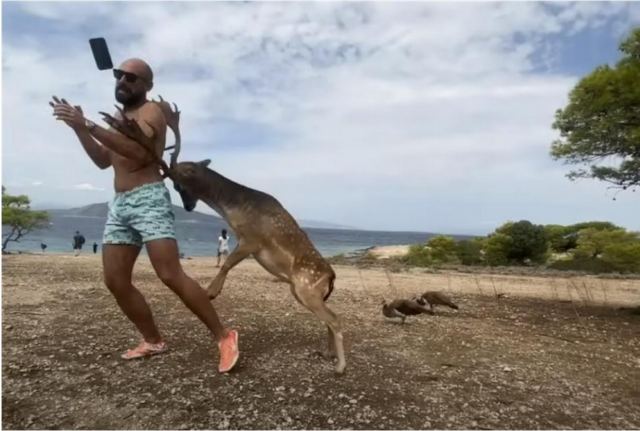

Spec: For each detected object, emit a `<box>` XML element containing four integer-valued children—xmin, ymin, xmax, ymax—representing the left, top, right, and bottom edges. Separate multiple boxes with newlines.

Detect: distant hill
<box><xmin>47</xmin><ymin>202</ymin><xmax>222</xmax><ymax>225</ymax></box>
<box><xmin>46</xmin><ymin>202</ymin><xmax>355</xmax><ymax>229</ymax></box>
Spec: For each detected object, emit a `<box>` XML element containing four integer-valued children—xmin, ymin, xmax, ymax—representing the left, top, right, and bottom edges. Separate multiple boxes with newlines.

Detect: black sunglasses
<box><xmin>113</xmin><ymin>69</ymin><xmax>145</xmax><ymax>83</ymax></box>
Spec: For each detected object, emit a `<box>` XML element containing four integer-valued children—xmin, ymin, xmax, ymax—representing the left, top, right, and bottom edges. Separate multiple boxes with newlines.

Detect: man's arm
<box><xmin>49</xmin><ymin>100</ymin><xmax>112</xmax><ymax>169</ymax></box>
<box><xmin>74</xmin><ymin>126</ymin><xmax>112</xmax><ymax>169</ymax></box>
<box><xmin>92</xmin><ymin>103</ymin><xmax>167</xmax><ymax>162</ymax></box>
<box><xmin>52</xmin><ymin>98</ymin><xmax>167</xmax><ymax>164</ymax></box>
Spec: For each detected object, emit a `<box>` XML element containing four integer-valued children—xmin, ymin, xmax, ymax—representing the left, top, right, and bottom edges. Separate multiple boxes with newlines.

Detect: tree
<box><xmin>550</xmin><ymin>27</ymin><xmax>640</xmax><ymax>191</ymax></box>
<box><xmin>544</xmin><ymin>224</ymin><xmax>571</xmax><ymax>253</ymax></box>
<box><xmin>455</xmin><ymin>238</ymin><xmax>483</xmax><ymax>265</ymax></box>
<box><xmin>426</xmin><ymin>235</ymin><xmax>459</xmax><ymax>264</ymax></box>
<box><xmin>573</xmin><ymin>228</ymin><xmax>638</xmax><ymax>260</ymax></box>
<box><xmin>404</xmin><ymin>243</ymin><xmax>432</xmax><ymax>267</ymax></box>
<box><xmin>486</xmin><ymin>220</ymin><xmax>548</xmax><ymax>265</ymax></box>
<box><xmin>545</xmin><ymin>221</ymin><xmax>620</xmax><ymax>253</ymax></box>
<box><xmin>2</xmin><ymin>187</ymin><xmax>49</xmax><ymax>253</ymax></box>
<box><xmin>484</xmin><ymin>232</ymin><xmax>511</xmax><ymax>266</ymax></box>
<box><xmin>601</xmin><ymin>241</ymin><xmax>640</xmax><ymax>273</ymax></box>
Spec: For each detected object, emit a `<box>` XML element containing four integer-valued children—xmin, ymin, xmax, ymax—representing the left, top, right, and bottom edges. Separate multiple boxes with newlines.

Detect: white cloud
<box><xmin>71</xmin><ymin>183</ymin><xmax>105</xmax><ymax>192</ymax></box>
<box><xmin>3</xmin><ymin>2</ymin><xmax>640</xmax><ymax>233</ymax></box>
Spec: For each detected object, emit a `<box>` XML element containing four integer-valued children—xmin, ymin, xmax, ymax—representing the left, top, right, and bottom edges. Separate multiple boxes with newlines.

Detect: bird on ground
<box><xmin>415</xmin><ymin>291</ymin><xmax>459</xmax><ymax>313</ymax></box>
<box><xmin>381</xmin><ymin>298</ymin><xmax>434</xmax><ymax>324</ymax></box>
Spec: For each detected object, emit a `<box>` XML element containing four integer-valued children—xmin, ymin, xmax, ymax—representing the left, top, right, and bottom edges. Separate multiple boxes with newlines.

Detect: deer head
<box><xmin>168</xmin><ymin>160</ymin><xmax>211</xmax><ymax>212</ymax></box>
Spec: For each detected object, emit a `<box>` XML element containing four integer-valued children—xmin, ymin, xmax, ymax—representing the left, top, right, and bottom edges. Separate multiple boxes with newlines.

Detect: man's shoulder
<box><xmin>140</xmin><ymin>101</ymin><xmax>164</xmax><ymax>117</ymax></box>
<box><xmin>137</xmin><ymin>101</ymin><xmax>167</xmax><ymax>130</ymax></box>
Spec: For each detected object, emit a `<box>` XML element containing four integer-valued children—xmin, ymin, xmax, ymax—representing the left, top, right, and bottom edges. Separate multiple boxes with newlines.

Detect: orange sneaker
<box><xmin>218</xmin><ymin>330</ymin><xmax>239</xmax><ymax>373</ymax></box>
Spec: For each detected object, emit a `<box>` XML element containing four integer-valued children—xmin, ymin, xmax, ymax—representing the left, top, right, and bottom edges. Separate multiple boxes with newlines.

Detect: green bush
<box><xmin>601</xmin><ymin>242</ymin><xmax>640</xmax><ymax>273</ymax></box>
<box><xmin>403</xmin><ymin>244</ymin><xmax>432</xmax><ymax>267</ymax></box>
<box><xmin>426</xmin><ymin>235</ymin><xmax>459</xmax><ymax>264</ymax></box>
<box><xmin>548</xmin><ymin>258</ymin><xmax>619</xmax><ymax>273</ymax></box>
<box><xmin>455</xmin><ymin>239</ymin><xmax>483</xmax><ymax>265</ymax></box>
<box><xmin>484</xmin><ymin>233</ymin><xmax>512</xmax><ymax>266</ymax></box>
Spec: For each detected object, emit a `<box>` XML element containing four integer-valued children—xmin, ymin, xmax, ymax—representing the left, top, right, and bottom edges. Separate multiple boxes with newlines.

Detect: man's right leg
<box><xmin>102</xmin><ymin>244</ymin><xmax>163</xmax><ymax>344</ymax></box>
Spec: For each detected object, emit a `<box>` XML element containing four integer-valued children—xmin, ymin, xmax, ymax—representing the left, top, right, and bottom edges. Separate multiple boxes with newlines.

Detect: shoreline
<box><xmin>6</xmin><ymin>246</ymin><xmax>640</xmax><ymax>280</ymax></box>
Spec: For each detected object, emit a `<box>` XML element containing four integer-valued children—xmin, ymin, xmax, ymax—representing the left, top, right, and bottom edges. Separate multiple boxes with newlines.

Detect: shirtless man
<box><xmin>50</xmin><ymin>58</ymin><xmax>239</xmax><ymax>373</ymax></box>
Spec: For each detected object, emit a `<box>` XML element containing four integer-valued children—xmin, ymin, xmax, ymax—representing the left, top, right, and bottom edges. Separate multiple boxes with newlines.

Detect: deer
<box><xmin>99</xmin><ymin>98</ymin><xmax>347</xmax><ymax>374</ymax></box>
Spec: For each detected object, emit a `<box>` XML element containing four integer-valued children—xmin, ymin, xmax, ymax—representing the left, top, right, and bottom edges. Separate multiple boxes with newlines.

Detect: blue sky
<box><xmin>3</xmin><ymin>1</ymin><xmax>640</xmax><ymax>234</ymax></box>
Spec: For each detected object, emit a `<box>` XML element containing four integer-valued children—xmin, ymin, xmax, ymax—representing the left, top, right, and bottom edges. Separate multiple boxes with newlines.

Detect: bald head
<box><xmin>114</xmin><ymin>58</ymin><xmax>154</xmax><ymax>106</ymax></box>
<box><xmin>119</xmin><ymin>58</ymin><xmax>154</xmax><ymax>84</ymax></box>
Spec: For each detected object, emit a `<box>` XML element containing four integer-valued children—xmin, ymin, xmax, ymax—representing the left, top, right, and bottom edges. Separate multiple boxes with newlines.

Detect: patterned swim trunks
<box><xmin>103</xmin><ymin>182</ymin><xmax>176</xmax><ymax>247</ymax></box>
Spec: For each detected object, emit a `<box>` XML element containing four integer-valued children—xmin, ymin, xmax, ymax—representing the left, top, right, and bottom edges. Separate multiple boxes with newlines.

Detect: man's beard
<box><xmin>115</xmin><ymin>86</ymin><xmax>144</xmax><ymax>106</ymax></box>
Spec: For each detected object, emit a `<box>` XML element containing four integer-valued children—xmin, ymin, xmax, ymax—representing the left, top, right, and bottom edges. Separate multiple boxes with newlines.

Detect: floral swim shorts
<box><xmin>103</xmin><ymin>182</ymin><xmax>176</xmax><ymax>247</ymax></box>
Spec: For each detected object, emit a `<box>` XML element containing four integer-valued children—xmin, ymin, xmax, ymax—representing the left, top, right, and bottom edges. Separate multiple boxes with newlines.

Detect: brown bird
<box><xmin>381</xmin><ymin>298</ymin><xmax>434</xmax><ymax>324</ymax></box>
<box><xmin>416</xmin><ymin>291</ymin><xmax>459</xmax><ymax>313</ymax></box>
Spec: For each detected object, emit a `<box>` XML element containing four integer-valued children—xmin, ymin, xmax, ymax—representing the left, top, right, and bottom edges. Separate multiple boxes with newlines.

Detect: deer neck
<box><xmin>193</xmin><ymin>168</ymin><xmax>246</xmax><ymax>219</ymax></box>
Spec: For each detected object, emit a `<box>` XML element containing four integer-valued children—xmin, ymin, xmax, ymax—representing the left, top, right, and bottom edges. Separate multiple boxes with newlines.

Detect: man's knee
<box><xmin>156</xmin><ymin>267</ymin><xmax>185</xmax><ymax>289</ymax></box>
<box><xmin>104</xmin><ymin>273</ymin><xmax>131</xmax><ymax>294</ymax></box>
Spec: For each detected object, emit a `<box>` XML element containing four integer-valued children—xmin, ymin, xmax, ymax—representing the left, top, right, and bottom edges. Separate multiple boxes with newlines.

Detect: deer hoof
<box><xmin>334</xmin><ymin>363</ymin><xmax>346</xmax><ymax>375</ymax></box>
<box><xmin>313</xmin><ymin>350</ymin><xmax>337</xmax><ymax>361</ymax></box>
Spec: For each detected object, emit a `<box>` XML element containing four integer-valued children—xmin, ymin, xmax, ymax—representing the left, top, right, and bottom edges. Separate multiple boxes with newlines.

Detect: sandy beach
<box><xmin>3</xmin><ymin>253</ymin><xmax>640</xmax><ymax>429</ymax></box>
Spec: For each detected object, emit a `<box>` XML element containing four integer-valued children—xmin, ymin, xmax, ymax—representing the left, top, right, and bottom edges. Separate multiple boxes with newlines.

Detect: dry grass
<box><xmin>3</xmin><ymin>254</ymin><xmax>640</xmax><ymax>429</ymax></box>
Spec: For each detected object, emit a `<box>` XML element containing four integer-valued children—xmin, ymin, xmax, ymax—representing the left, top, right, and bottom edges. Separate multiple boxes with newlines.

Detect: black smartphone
<box><xmin>89</xmin><ymin>37</ymin><xmax>113</xmax><ymax>70</ymax></box>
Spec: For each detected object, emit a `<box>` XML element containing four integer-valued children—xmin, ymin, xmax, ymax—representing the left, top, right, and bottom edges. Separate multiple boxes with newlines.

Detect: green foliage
<box><xmin>573</xmin><ymin>228</ymin><xmax>638</xmax><ymax>260</ymax></box>
<box><xmin>487</xmin><ymin>220</ymin><xmax>548</xmax><ymax>265</ymax></box>
<box><xmin>601</xmin><ymin>241</ymin><xmax>640</xmax><ymax>273</ymax></box>
<box><xmin>547</xmin><ymin>257</ymin><xmax>618</xmax><ymax>273</ymax></box>
<box><xmin>551</xmin><ymin>27</ymin><xmax>640</xmax><ymax>190</ymax></box>
<box><xmin>400</xmin><ymin>219</ymin><xmax>639</xmax><ymax>274</ymax></box>
<box><xmin>2</xmin><ymin>187</ymin><xmax>49</xmax><ymax>252</ymax></box>
<box><xmin>455</xmin><ymin>238</ymin><xmax>483</xmax><ymax>265</ymax></box>
<box><xmin>403</xmin><ymin>243</ymin><xmax>432</xmax><ymax>267</ymax></box>
<box><xmin>506</xmin><ymin>220</ymin><xmax>548</xmax><ymax>263</ymax></box>
<box><xmin>549</xmin><ymin>228</ymin><xmax>640</xmax><ymax>273</ymax></box>
<box><xmin>484</xmin><ymin>233</ymin><xmax>511</xmax><ymax>266</ymax></box>
<box><xmin>403</xmin><ymin>235</ymin><xmax>462</xmax><ymax>267</ymax></box>
<box><xmin>566</xmin><ymin>221</ymin><xmax>621</xmax><ymax>233</ymax></box>
<box><xmin>426</xmin><ymin>235</ymin><xmax>459</xmax><ymax>264</ymax></box>
<box><xmin>545</xmin><ymin>221</ymin><xmax>622</xmax><ymax>253</ymax></box>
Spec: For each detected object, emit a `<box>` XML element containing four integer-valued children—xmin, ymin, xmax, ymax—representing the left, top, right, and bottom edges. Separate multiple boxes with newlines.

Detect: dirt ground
<box><xmin>2</xmin><ymin>254</ymin><xmax>640</xmax><ymax>429</ymax></box>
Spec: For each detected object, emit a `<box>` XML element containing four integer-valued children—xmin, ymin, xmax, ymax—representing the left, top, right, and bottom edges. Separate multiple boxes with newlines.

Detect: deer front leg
<box><xmin>207</xmin><ymin>244</ymin><xmax>255</xmax><ymax>300</ymax></box>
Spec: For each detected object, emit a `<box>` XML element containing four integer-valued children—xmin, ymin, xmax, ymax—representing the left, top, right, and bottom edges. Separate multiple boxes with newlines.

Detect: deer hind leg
<box><xmin>293</xmin><ymin>279</ymin><xmax>346</xmax><ymax>375</ymax></box>
<box><xmin>207</xmin><ymin>242</ymin><xmax>255</xmax><ymax>300</ymax></box>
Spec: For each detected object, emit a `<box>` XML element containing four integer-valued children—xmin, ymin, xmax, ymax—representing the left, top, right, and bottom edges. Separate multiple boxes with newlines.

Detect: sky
<box><xmin>2</xmin><ymin>1</ymin><xmax>640</xmax><ymax>235</ymax></box>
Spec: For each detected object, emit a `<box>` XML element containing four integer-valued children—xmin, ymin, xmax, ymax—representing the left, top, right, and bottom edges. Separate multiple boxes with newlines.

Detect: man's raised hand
<box><xmin>50</xmin><ymin>96</ymin><xmax>85</xmax><ymax>130</ymax></box>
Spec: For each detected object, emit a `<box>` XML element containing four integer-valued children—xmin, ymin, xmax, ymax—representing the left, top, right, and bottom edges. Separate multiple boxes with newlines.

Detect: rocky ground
<box><xmin>2</xmin><ymin>254</ymin><xmax>640</xmax><ymax>429</ymax></box>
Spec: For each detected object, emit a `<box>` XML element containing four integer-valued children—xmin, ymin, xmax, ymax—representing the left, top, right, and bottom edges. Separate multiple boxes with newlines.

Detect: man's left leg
<box><xmin>146</xmin><ymin>238</ymin><xmax>239</xmax><ymax>372</ymax></box>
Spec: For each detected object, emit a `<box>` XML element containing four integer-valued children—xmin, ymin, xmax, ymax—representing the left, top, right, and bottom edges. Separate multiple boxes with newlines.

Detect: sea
<box><xmin>3</xmin><ymin>215</ymin><xmax>471</xmax><ymax>257</ymax></box>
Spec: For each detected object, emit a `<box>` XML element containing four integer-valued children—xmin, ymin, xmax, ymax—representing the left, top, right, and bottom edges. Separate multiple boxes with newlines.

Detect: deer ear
<box><xmin>198</xmin><ymin>159</ymin><xmax>211</xmax><ymax>168</ymax></box>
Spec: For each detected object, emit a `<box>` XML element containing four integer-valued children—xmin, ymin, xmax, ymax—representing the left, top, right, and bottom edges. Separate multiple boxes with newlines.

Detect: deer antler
<box><xmin>99</xmin><ymin>106</ymin><xmax>173</xmax><ymax>179</ymax></box>
<box><xmin>152</xmin><ymin>95</ymin><xmax>181</xmax><ymax>167</ymax></box>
